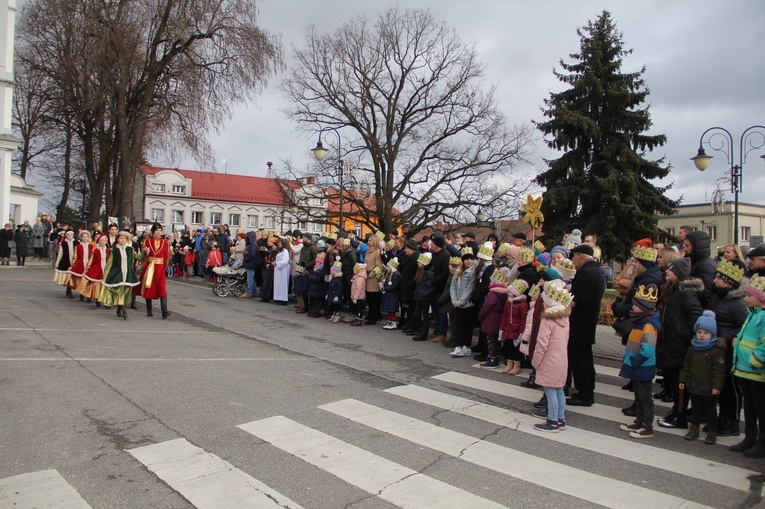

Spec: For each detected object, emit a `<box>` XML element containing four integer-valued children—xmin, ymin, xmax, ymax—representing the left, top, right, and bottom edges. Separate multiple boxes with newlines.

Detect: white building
<box><xmin>657</xmin><ymin>201</ymin><xmax>765</xmax><ymax>248</ymax></box>
<box><xmin>134</xmin><ymin>165</ymin><xmax>327</xmax><ymax>235</ymax></box>
<box><xmin>0</xmin><ymin>0</ymin><xmax>19</xmax><ymax>225</ymax></box>
<box><xmin>8</xmin><ymin>173</ymin><xmax>41</xmax><ymax>224</ymax></box>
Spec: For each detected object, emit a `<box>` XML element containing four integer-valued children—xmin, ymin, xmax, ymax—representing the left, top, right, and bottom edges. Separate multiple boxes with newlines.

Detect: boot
<box><xmin>683</xmin><ymin>424</ymin><xmax>700</xmax><ymax>441</ymax></box>
<box><xmin>66</xmin><ymin>287</ymin><xmax>73</xmax><ymax>299</ymax></box>
<box><xmin>501</xmin><ymin>360</ymin><xmax>513</xmax><ymax>374</ymax></box>
<box><xmin>704</xmin><ymin>430</ymin><xmax>717</xmax><ymax>445</ymax></box>
<box><xmin>717</xmin><ymin>418</ymin><xmax>740</xmax><ymax>437</ymax></box>
<box><xmin>744</xmin><ymin>440</ymin><xmax>765</xmax><ymax>459</ymax></box>
<box><xmin>520</xmin><ymin>373</ymin><xmax>539</xmax><ymax>389</ymax></box>
<box><xmin>295</xmin><ymin>296</ymin><xmax>305</xmax><ymax>314</ymax></box>
<box><xmin>121</xmin><ymin>305</ymin><xmax>127</xmax><ymax>320</ymax></box>
<box><xmin>509</xmin><ymin>360</ymin><xmax>522</xmax><ymax>375</ymax></box>
<box><xmin>160</xmin><ymin>297</ymin><xmax>171</xmax><ymax>319</ymax></box>
<box><xmin>748</xmin><ymin>470</ymin><xmax>765</xmax><ymax>483</ymax></box>
<box><xmin>146</xmin><ymin>299</ymin><xmax>154</xmax><ymax>317</ymax></box>
<box><xmin>130</xmin><ymin>297</ymin><xmax>138</xmax><ymax>310</ymax></box>
<box><xmin>80</xmin><ymin>295</ymin><xmax>84</xmax><ymax>301</ymax></box>
<box><xmin>95</xmin><ymin>301</ymin><xmax>101</xmax><ymax>308</ymax></box>
<box><xmin>730</xmin><ymin>435</ymin><xmax>757</xmax><ymax>453</ymax></box>
<box><xmin>621</xmin><ymin>402</ymin><xmax>637</xmax><ymax>417</ymax></box>
<box><xmin>350</xmin><ymin>317</ymin><xmax>363</xmax><ymax>326</ymax></box>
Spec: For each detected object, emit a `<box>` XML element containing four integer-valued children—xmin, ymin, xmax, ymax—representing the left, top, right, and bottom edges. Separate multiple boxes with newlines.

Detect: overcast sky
<box><xmin>156</xmin><ymin>0</ymin><xmax>765</xmax><ymax>209</ymax></box>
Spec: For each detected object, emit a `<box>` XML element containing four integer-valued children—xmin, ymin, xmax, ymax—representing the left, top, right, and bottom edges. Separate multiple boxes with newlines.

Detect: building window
<box><xmin>153</xmin><ymin>183</ymin><xmax>165</xmax><ymax>193</ymax></box>
<box><xmin>191</xmin><ymin>211</ymin><xmax>203</xmax><ymax>224</ymax></box>
<box><xmin>354</xmin><ymin>222</ymin><xmax>362</xmax><ymax>237</ymax></box>
<box><xmin>172</xmin><ymin>185</ymin><xmax>186</xmax><ymax>194</ymax></box>
<box><xmin>210</xmin><ymin>212</ymin><xmax>222</xmax><ymax>226</ymax></box>
<box><xmin>298</xmin><ymin>220</ymin><xmax>307</xmax><ymax>230</ymax></box>
<box><xmin>247</xmin><ymin>215</ymin><xmax>259</xmax><ymax>228</ymax></box>
<box><xmin>665</xmin><ymin>227</ymin><xmax>675</xmax><ymax>237</ymax></box>
<box><xmin>706</xmin><ymin>226</ymin><xmax>717</xmax><ymax>241</ymax></box>
<box><xmin>151</xmin><ymin>208</ymin><xmax>165</xmax><ymax>222</ymax></box>
<box><xmin>265</xmin><ymin>216</ymin><xmax>275</xmax><ymax>229</ymax></box>
<box><xmin>172</xmin><ymin>210</ymin><xmax>184</xmax><ymax>223</ymax></box>
<box><xmin>311</xmin><ymin>198</ymin><xmax>322</xmax><ymax>207</ymax></box>
<box><xmin>312</xmin><ymin>222</ymin><xmax>322</xmax><ymax>232</ymax></box>
<box><xmin>229</xmin><ymin>214</ymin><xmax>240</xmax><ymax>227</ymax></box>
<box><xmin>741</xmin><ymin>227</ymin><xmax>751</xmax><ymax>242</ymax></box>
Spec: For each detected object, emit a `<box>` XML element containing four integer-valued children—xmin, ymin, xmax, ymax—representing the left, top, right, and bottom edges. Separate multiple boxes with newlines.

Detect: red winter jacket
<box><xmin>500</xmin><ymin>294</ymin><xmax>529</xmax><ymax>342</ymax></box>
<box><xmin>478</xmin><ymin>285</ymin><xmax>508</xmax><ymax>335</ymax></box>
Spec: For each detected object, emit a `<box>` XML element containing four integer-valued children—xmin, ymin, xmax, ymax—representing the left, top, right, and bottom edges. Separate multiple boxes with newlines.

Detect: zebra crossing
<box><xmin>2</xmin><ymin>369</ymin><xmax>759</xmax><ymax>508</ymax></box>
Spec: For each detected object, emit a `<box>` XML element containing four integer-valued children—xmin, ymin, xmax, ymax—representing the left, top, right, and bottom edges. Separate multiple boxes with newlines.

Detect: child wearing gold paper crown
<box><xmin>619</xmin><ymin>283</ymin><xmax>661</xmax><ymax>439</ymax></box>
<box><xmin>531</xmin><ymin>280</ymin><xmax>574</xmax><ymax>432</ymax></box>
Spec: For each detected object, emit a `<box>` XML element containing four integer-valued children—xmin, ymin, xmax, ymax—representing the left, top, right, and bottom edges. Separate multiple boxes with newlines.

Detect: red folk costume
<box><xmin>140</xmin><ymin>235</ymin><xmax>171</xmax><ymax>299</ymax></box>
<box><xmin>68</xmin><ymin>241</ymin><xmax>94</xmax><ymax>288</ymax></box>
<box><xmin>76</xmin><ymin>241</ymin><xmax>109</xmax><ymax>299</ymax></box>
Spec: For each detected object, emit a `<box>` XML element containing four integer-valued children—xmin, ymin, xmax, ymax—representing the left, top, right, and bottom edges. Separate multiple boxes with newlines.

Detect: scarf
<box><xmin>692</xmin><ymin>338</ymin><xmax>716</xmax><ymax>351</ymax></box>
<box><xmin>629</xmin><ymin>309</ymin><xmax>654</xmax><ymax>325</ymax></box>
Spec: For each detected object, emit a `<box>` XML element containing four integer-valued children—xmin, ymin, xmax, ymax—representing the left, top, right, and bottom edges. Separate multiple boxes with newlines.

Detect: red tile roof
<box><xmin>140</xmin><ymin>165</ymin><xmax>293</xmax><ymax>205</ymax></box>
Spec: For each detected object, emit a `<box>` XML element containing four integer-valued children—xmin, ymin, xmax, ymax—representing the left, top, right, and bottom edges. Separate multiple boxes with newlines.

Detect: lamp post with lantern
<box><xmin>691</xmin><ymin>125</ymin><xmax>765</xmax><ymax>244</ymax></box>
<box><xmin>311</xmin><ymin>129</ymin><xmax>345</xmax><ymax>234</ymax></box>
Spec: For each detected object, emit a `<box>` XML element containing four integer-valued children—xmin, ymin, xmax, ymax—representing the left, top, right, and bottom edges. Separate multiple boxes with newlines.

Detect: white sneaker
<box><xmin>383</xmin><ymin>321</ymin><xmax>397</xmax><ymax>330</ymax></box>
<box><xmin>461</xmin><ymin>347</ymin><xmax>472</xmax><ymax>356</ymax></box>
<box><xmin>450</xmin><ymin>346</ymin><xmax>464</xmax><ymax>357</ymax></box>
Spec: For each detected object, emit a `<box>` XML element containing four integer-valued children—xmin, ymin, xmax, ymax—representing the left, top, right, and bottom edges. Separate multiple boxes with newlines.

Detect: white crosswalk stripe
<box><xmin>0</xmin><ymin>469</ymin><xmax>92</xmax><ymax>509</ymax></box>
<box><xmin>320</xmin><ymin>398</ymin><xmax>714</xmax><ymax>509</ymax></box>
<box><xmin>238</xmin><ymin>416</ymin><xmax>508</xmax><ymax>509</ymax></box>
<box><xmin>434</xmin><ymin>371</ymin><xmax>740</xmax><ymax>445</ymax></box>
<box><xmin>128</xmin><ymin>438</ymin><xmax>305</xmax><ymax>509</ymax></box>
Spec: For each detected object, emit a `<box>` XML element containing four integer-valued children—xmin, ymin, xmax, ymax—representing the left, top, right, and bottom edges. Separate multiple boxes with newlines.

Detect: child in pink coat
<box><xmin>350</xmin><ymin>263</ymin><xmax>367</xmax><ymax>326</ymax></box>
<box><xmin>532</xmin><ymin>280</ymin><xmax>574</xmax><ymax>433</ymax></box>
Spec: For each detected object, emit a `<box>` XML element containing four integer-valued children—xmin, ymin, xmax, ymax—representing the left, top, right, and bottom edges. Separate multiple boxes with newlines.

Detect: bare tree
<box><xmin>280</xmin><ymin>7</ymin><xmax>533</xmax><ymax>235</ymax></box>
<box><xmin>15</xmin><ymin>0</ymin><xmax>284</xmax><ymax>221</ymax></box>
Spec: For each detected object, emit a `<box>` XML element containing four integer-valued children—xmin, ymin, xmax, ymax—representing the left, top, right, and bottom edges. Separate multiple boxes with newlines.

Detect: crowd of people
<box><xmin>32</xmin><ymin>218</ymin><xmax>765</xmax><ymax>479</ymax></box>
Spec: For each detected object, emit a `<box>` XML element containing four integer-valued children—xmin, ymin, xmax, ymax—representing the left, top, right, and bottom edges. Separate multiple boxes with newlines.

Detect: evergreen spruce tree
<box><xmin>535</xmin><ymin>10</ymin><xmax>677</xmax><ymax>262</ymax></box>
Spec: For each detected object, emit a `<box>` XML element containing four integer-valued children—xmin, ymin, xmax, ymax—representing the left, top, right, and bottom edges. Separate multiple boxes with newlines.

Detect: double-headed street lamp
<box><xmin>312</xmin><ymin>129</ymin><xmax>344</xmax><ymax>234</ymax></box>
<box><xmin>691</xmin><ymin>125</ymin><xmax>765</xmax><ymax>244</ymax></box>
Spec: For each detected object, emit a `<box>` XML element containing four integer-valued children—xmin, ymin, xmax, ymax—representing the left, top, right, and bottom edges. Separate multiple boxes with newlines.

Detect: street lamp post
<box><xmin>312</xmin><ymin>129</ymin><xmax>344</xmax><ymax>234</ymax></box>
<box><xmin>691</xmin><ymin>125</ymin><xmax>765</xmax><ymax>245</ymax></box>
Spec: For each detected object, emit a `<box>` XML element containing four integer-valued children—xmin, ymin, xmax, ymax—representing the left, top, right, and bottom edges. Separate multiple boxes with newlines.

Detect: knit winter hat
<box><xmin>715</xmin><ymin>259</ymin><xmax>746</xmax><ymax>286</ymax></box>
<box><xmin>542</xmin><ymin>279</ymin><xmax>573</xmax><ymax>309</ymax></box>
<box><xmin>507</xmin><ymin>245</ymin><xmax>520</xmax><ymax>261</ymax></box>
<box><xmin>668</xmin><ymin>257</ymin><xmax>691</xmax><ymax>279</ymax></box>
<box><xmin>508</xmin><ymin>278</ymin><xmax>529</xmax><ymax>297</ymax></box>
<box><xmin>330</xmin><ymin>261</ymin><xmax>342</xmax><ymax>274</ymax></box>
<box><xmin>694</xmin><ymin>310</ymin><xmax>718</xmax><ymax>337</ymax></box>
<box><xmin>387</xmin><ymin>257</ymin><xmax>400</xmax><ymax>271</ymax></box>
<box><xmin>550</xmin><ymin>245</ymin><xmax>569</xmax><ymax>259</ymax></box>
<box><xmin>744</xmin><ymin>274</ymin><xmax>765</xmax><ymax>305</ymax></box>
<box><xmin>536</xmin><ymin>252</ymin><xmax>552</xmax><ymax>268</ymax></box>
<box><xmin>567</xmin><ymin>229</ymin><xmax>582</xmax><ymax>246</ymax></box>
<box><xmin>541</xmin><ymin>267</ymin><xmax>564</xmax><ymax>282</ymax></box>
<box><xmin>633</xmin><ymin>284</ymin><xmax>659</xmax><ymax>311</ymax></box>
<box><xmin>554</xmin><ymin>259</ymin><xmax>575</xmax><ymax>280</ymax></box>
<box><xmin>431</xmin><ymin>236</ymin><xmax>445</xmax><ymax>248</ymax></box>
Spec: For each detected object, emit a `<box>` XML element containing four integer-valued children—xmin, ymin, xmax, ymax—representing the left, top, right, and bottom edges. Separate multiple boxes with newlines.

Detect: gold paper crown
<box><xmin>496</xmin><ymin>243</ymin><xmax>511</xmax><ymax>255</ymax></box>
<box><xmin>353</xmin><ymin>263</ymin><xmax>367</xmax><ymax>274</ymax></box>
<box><xmin>529</xmin><ymin>284</ymin><xmax>541</xmax><ymax>299</ymax></box>
<box><xmin>449</xmin><ymin>256</ymin><xmax>462</xmax><ymax>266</ymax></box>
<box><xmin>592</xmin><ymin>246</ymin><xmax>602</xmax><ymax>260</ymax></box>
<box><xmin>564</xmin><ymin>241</ymin><xmax>577</xmax><ymax>251</ymax></box>
<box><xmin>747</xmin><ymin>274</ymin><xmax>765</xmax><ymax>295</ymax></box>
<box><xmin>509</xmin><ymin>278</ymin><xmax>529</xmax><ymax>296</ymax></box>
<box><xmin>372</xmin><ymin>265</ymin><xmax>384</xmax><ymax>279</ymax></box>
<box><xmin>386</xmin><ymin>239</ymin><xmax>395</xmax><ymax>248</ymax></box>
<box><xmin>635</xmin><ymin>284</ymin><xmax>659</xmax><ymax>303</ymax></box>
<box><xmin>331</xmin><ymin>261</ymin><xmax>343</xmax><ymax>270</ymax></box>
<box><xmin>490</xmin><ymin>270</ymin><xmax>508</xmax><ymax>284</ymax></box>
<box><xmin>295</xmin><ymin>265</ymin><xmax>307</xmax><ymax>275</ymax></box>
<box><xmin>326</xmin><ymin>232</ymin><xmax>338</xmax><ymax>240</ymax></box>
<box><xmin>518</xmin><ymin>246</ymin><xmax>535</xmax><ymax>263</ymax></box>
<box><xmin>543</xmin><ymin>284</ymin><xmax>574</xmax><ymax>307</ymax></box>
<box><xmin>478</xmin><ymin>244</ymin><xmax>495</xmax><ymax>260</ymax></box>
<box><xmin>387</xmin><ymin>257</ymin><xmax>400</xmax><ymax>270</ymax></box>
<box><xmin>633</xmin><ymin>245</ymin><xmax>658</xmax><ymax>262</ymax></box>
<box><xmin>340</xmin><ymin>238</ymin><xmax>351</xmax><ymax>246</ymax></box>
<box><xmin>716</xmin><ymin>259</ymin><xmax>745</xmax><ymax>283</ymax></box>
<box><xmin>418</xmin><ymin>252</ymin><xmax>433</xmax><ymax>265</ymax></box>
<box><xmin>533</xmin><ymin>240</ymin><xmax>546</xmax><ymax>255</ymax></box>
<box><xmin>558</xmin><ymin>258</ymin><xmax>575</xmax><ymax>271</ymax></box>
<box><xmin>461</xmin><ymin>246</ymin><xmax>474</xmax><ymax>257</ymax></box>
<box><xmin>374</xmin><ymin>230</ymin><xmax>386</xmax><ymax>240</ymax></box>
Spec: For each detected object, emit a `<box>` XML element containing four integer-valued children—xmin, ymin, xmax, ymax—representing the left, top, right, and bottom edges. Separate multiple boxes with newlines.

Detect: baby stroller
<box><xmin>212</xmin><ymin>258</ymin><xmax>247</xmax><ymax>297</ymax></box>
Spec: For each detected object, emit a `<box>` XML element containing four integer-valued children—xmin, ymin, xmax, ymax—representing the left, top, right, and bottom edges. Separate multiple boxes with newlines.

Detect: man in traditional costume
<box><xmin>140</xmin><ymin>222</ymin><xmax>172</xmax><ymax>318</ymax></box>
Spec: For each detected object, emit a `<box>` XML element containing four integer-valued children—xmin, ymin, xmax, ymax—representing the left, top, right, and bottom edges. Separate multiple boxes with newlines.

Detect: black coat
<box><xmin>0</xmin><ymin>228</ymin><xmax>12</xmax><ymax>257</ymax></box>
<box><xmin>686</xmin><ymin>231</ymin><xmax>717</xmax><ymax>291</ymax></box>
<box><xmin>13</xmin><ymin>229</ymin><xmax>29</xmax><ymax>257</ymax></box>
<box><xmin>657</xmin><ymin>278</ymin><xmax>705</xmax><ymax>369</ymax></box>
<box><xmin>398</xmin><ymin>252</ymin><xmax>418</xmax><ymax>302</ymax></box>
<box><xmin>340</xmin><ymin>248</ymin><xmax>358</xmax><ymax>285</ymax></box>
<box><xmin>702</xmin><ymin>285</ymin><xmax>748</xmax><ymax>345</ymax></box>
<box><xmin>569</xmin><ymin>260</ymin><xmax>606</xmax><ymax>345</ymax></box>
<box><xmin>430</xmin><ymin>249</ymin><xmax>451</xmax><ymax>294</ymax></box>
<box><xmin>242</xmin><ymin>232</ymin><xmax>260</xmax><ymax>270</ymax></box>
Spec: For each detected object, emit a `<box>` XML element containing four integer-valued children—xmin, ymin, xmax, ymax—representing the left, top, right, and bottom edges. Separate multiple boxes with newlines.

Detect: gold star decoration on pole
<box><xmin>522</xmin><ymin>195</ymin><xmax>544</xmax><ymax>242</ymax></box>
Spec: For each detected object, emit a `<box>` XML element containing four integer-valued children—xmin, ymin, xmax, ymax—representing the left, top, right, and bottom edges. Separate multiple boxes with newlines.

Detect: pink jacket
<box><xmin>351</xmin><ymin>273</ymin><xmax>367</xmax><ymax>301</ymax></box>
<box><xmin>531</xmin><ymin>306</ymin><xmax>571</xmax><ymax>388</ymax></box>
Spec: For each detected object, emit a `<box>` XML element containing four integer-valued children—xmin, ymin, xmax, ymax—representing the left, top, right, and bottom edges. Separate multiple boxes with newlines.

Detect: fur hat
<box><xmin>150</xmin><ymin>222</ymin><xmax>163</xmax><ymax>233</ymax></box>
<box><xmin>118</xmin><ymin>231</ymin><xmax>132</xmax><ymax>240</ymax></box>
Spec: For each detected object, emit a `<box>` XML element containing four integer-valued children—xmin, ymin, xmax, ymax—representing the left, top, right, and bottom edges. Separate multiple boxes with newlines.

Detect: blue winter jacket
<box><xmin>619</xmin><ymin>310</ymin><xmax>661</xmax><ymax>381</ymax></box>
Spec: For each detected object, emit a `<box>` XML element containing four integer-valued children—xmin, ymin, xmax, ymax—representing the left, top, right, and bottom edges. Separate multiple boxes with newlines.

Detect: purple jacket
<box><xmin>478</xmin><ymin>285</ymin><xmax>508</xmax><ymax>335</ymax></box>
